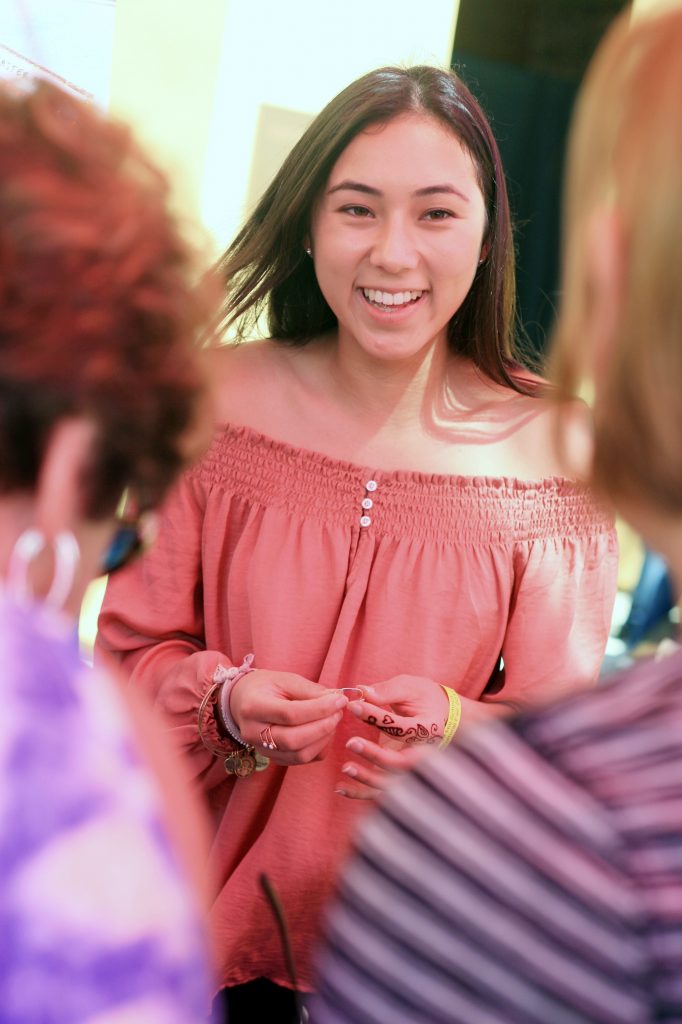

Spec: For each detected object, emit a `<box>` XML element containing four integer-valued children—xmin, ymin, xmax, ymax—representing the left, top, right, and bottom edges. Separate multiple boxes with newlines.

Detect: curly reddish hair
<box><xmin>0</xmin><ymin>81</ymin><xmax>215</xmax><ymax>517</ymax></box>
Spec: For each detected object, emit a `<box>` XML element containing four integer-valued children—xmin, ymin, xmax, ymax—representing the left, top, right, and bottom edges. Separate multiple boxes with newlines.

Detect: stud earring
<box><xmin>305</xmin><ymin>247</ymin><xmax>312</xmax><ymax>257</ymax></box>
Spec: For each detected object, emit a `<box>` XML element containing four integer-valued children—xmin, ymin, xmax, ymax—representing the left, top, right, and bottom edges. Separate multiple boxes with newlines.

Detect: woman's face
<box><xmin>310</xmin><ymin>112</ymin><xmax>488</xmax><ymax>364</ymax></box>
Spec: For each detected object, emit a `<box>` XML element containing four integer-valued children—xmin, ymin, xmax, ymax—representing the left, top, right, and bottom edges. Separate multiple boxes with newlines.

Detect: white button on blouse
<box><xmin>365</xmin><ymin>480</ymin><xmax>378</xmax><ymax>492</ymax></box>
<box><xmin>361</xmin><ymin>497</ymin><xmax>373</xmax><ymax>510</ymax></box>
<box><xmin>359</xmin><ymin>515</ymin><xmax>372</xmax><ymax>528</ymax></box>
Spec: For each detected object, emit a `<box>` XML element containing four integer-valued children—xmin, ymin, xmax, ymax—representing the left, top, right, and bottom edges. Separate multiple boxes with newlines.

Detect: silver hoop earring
<box><xmin>7</xmin><ymin>528</ymin><xmax>80</xmax><ymax>610</ymax></box>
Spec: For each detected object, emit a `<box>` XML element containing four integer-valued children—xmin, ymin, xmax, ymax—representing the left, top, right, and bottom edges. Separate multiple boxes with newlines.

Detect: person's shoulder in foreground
<box><xmin>312</xmin><ymin>645</ymin><xmax>682</xmax><ymax>1024</ymax></box>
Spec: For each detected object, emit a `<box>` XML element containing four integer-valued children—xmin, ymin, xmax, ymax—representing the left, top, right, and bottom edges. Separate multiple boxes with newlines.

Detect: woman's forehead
<box><xmin>326</xmin><ymin>113</ymin><xmax>482</xmax><ymax>196</ymax></box>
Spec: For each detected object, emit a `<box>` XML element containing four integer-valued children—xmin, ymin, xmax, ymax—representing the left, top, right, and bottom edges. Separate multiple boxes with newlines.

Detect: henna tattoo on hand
<box><xmin>367</xmin><ymin>713</ymin><xmax>439</xmax><ymax>745</ymax></box>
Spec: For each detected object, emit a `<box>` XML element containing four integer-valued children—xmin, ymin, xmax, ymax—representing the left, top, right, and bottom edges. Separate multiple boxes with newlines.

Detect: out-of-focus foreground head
<box><xmin>0</xmin><ymin>81</ymin><xmax>214</xmax><ymax>520</ymax></box>
<box><xmin>553</xmin><ymin>7</ymin><xmax>682</xmax><ymax>517</ymax></box>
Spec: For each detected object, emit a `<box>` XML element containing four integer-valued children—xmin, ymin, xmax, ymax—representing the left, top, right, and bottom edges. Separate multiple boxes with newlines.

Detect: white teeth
<box><xmin>362</xmin><ymin>288</ymin><xmax>423</xmax><ymax>307</ymax></box>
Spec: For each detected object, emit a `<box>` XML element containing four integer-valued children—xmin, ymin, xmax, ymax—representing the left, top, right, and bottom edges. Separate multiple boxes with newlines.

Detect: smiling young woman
<box><xmin>97</xmin><ymin>65</ymin><xmax>619</xmax><ymax>1021</ymax></box>
<box><xmin>310</xmin><ymin>114</ymin><xmax>487</xmax><ymax>368</ymax></box>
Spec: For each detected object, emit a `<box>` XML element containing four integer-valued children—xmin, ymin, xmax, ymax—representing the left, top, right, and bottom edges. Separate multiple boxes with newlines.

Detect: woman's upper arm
<box><xmin>498</xmin><ymin>524</ymin><xmax>619</xmax><ymax>706</ymax></box>
<box><xmin>96</xmin><ymin>471</ymin><xmax>208</xmax><ymax>681</ymax></box>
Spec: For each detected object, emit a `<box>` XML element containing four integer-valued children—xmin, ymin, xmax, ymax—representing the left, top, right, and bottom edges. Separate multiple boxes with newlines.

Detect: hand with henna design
<box><xmin>336</xmin><ymin>675</ymin><xmax>449</xmax><ymax>800</ymax></box>
<box><xmin>364</xmin><ymin>712</ymin><xmax>440</xmax><ymax>744</ymax></box>
<box><xmin>336</xmin><ymin>674</ymin><xmax>519</xmax><ymax>799</ymax></box>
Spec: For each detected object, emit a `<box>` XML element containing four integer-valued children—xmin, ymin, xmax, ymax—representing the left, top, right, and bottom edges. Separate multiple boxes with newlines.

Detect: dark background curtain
<box><xmin>452</xmin><ymin>0</ymin><xmax>627</xmax><ymax>358</ymax></box>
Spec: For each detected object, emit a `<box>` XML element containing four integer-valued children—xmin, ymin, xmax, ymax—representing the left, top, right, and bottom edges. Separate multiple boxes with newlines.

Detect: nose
<box><xmin>369</xmin><ymin>215</ymin><xmax>419</xmax><ymax>273</ymax></box>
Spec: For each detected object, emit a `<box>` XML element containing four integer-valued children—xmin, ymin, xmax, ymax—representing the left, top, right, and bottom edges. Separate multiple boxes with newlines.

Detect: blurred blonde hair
<box><xmin>552</xmin><ymin>6</ymin><xmax>682</xmax><ymax>514</ymax></box>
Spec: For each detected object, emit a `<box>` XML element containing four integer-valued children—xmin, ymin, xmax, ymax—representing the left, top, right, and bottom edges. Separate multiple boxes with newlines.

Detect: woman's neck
<box><xmin>323</xmin><ymin>329</ymin><xmax>452</xmax><ymax>430</ymax></box>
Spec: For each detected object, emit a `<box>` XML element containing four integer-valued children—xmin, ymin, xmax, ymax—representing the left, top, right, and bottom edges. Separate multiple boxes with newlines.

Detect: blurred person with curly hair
<box><xmin>0</xmin><ymin>80</ymin><xmax>219</xmax><ymax>1023</ymax></box>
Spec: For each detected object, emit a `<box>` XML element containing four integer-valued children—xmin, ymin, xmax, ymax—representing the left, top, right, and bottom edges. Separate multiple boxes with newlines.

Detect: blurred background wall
<box><xmin>106</xmin><ymin>0</ymin><xmax>668</xmax><ymax>263</ymax></box>
<box><xmin>109</xmin><ymin>0</ymin><xmax>461</xmax><ymax>255</ymax></box>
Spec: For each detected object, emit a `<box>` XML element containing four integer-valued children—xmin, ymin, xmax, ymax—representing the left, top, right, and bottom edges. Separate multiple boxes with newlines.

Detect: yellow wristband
<box><xmin>439</xmin><ymin>685</ymin><xmax>461</xmax><ymax>749</ymax></box>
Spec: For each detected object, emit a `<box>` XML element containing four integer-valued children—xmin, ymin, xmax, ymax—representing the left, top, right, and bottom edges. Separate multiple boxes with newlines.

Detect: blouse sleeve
<box><xmin>96</xmin><ymin>471</ymin><xmax>231</xmax><ymax>784</ymax></box>
<box><xmin>494</xmin><ymin>523</ymin><xmax>619</xmax><ymax>708</ymax></box>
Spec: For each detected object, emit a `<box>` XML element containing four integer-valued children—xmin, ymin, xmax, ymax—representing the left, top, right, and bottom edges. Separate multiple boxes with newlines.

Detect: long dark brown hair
<box><xmin>219</xmin><ymin>65</ymin><xmax>530</xmax><ymax>392</ymax></box>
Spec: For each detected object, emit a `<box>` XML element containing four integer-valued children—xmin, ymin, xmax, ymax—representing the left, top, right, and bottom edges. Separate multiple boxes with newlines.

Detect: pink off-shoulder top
<box><xmin>97</xmin><ymin>423</ymin><xmax>618</xmax><ymax>993</ymax></box>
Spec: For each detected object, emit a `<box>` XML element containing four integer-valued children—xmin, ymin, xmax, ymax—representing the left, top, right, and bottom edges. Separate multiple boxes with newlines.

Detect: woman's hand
<box><xmin>230</xmin><ymin>668</ymin><xmax>348</xmax><ymax>766</ymax></box>
<box><xmin>337</xmin><ymin>675</ymin><xmax>449</xmax><ymax>800</ymax></box>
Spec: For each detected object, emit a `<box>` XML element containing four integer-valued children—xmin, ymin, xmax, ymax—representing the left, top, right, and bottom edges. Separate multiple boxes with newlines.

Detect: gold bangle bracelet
<box><xmin>197</xmin><ymin>680</ymin><xmax>269</xmax><ymax>777</ymax></box>
<box><xmin>197</xmin><ymin>681</ymin><xmax>241</xmax><ymax>757</ymax></box>
<box><xmin>439</xmin><ymin>685</ymin><xmax>461</xmax><ymax>749</ymax></box>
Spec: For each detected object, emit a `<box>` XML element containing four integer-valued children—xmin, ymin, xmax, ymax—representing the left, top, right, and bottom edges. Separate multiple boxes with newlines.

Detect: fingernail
<box><xmin>335</xmin><ymin>788</ymin><xmax>348</xmax><ymax>797</ymax></box>
<box><xmin>348</xmin><ymin>702</ymin><xmax>364</xmax><ymax>717</ymax></box>
<box><xmin>346</xmin><ymin>738</ymin><xmax>364</xmax><ymax>754</ymax></box>
<box><xmin>342</xmin><ymin>764</ymin><xmax>358</xmax><ymax>777</ymax></box>
<box><xmin>334</xmin><ymin>695</ymin><xmax>349</xmax><ymax>710</ymax></box>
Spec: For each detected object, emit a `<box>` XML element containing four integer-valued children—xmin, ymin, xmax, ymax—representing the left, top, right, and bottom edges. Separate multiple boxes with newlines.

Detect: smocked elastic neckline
<box><xmin>214</xmin><ymin>421</ymin><xmax>580</xmax><ymax>492</ymax></box>
<box><xmin>195</xmin><ymin>422</ymin><xmax>614</xmax><ymax>543</ymax></box>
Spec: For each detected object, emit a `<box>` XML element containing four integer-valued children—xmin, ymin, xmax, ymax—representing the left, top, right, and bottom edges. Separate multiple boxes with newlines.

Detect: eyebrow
<box><xmin>327</xmin><ymin>180</ymin><xmax>470</xmax><ymax>203</ymax></box>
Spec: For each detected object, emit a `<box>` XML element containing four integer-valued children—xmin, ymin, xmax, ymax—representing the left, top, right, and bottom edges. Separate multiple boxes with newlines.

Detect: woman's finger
<box><xmin>357</xmin><ymin>675</ymin><xmax>434</xmax><ymax>710</ymax></box>
<box><xmin>339</xmin><ymin>757</ymin><xmax>389</xmax><ymax>793</ymax></box>
<box><xmin>276</xmin><ymin>690</ymin><xmax>349</xmax><ymax>726</ymax></box>
<box><xmin>354</xmin><ymin>677</ymin><xmax>450</xmax><ymax>724</ymax></box>
<box><xmin>248</xmin><ymin>710</ymin><xmax>344</xmax><ymax>754</ymax></box>
<box><xmin>335</xmin><ymin>759</ymin><xmax>384</xmax><ymax>800</ymax></box>
<box><xmin>346</xmin><ymin>735</ymin><xmax>429</xmax><ymax>773</ymax></box>
<box><xmin>242</xmin><ymin>684</ymin><xmax>348</xmax><ymax>728</ymax></box>
<box><xmin>261</xmin><ymin>731</ymin><xmax>337</xmax><ymax>767</ymax></box>
<box><xmin>348</xmin><ymin>699</ymin><xmax>441</xmax><ymax>745</ymax></box>
<box><xmin>335</xmin><ymin>778</ymin><xmax>382</xmax><ymax>801</ymax></box>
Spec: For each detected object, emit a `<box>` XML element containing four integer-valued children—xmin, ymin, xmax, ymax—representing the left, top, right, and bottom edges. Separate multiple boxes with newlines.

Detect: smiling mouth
<box><xmin>361</xmin><ymin>288</ymin><xmax>425</xmax><ymax>311</ymax></box>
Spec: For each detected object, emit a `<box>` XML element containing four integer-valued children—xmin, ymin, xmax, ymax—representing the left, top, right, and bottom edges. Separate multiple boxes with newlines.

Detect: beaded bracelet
<box><xmin>439</xmin><ymin>685</ymin><xmax>462</xmax><ymax>749</ymax></box>
<box><xmin>197</xmin><ymin>655</ymin><xmax>268</xmax><ymax>777</ymax></box>
<box><xmin>215</xmin><ymin>654</ymin><xmax>255</xmax><ymax>746</ymax></box>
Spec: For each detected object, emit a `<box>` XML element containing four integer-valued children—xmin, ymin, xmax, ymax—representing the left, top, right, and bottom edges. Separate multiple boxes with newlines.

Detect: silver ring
<box><xmin>259</xmin><ymin>725</ymin><xmax>277</xmax><ymax>750</ymax></box>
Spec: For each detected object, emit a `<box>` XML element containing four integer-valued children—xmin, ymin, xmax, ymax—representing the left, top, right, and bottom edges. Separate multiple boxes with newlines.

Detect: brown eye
<box><xmin>423</xmin><ymin>208</ymin><xmax>454</xmax><ymax>221</ymax></box>
<box><xmin>342</xmin><ymin>205</ymin><xmax>373</xmax><ymax>218</ymax></box>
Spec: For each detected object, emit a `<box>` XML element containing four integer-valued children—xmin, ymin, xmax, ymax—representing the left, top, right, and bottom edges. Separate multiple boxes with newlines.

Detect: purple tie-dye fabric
<box><xmin>0</xmin><ymin>595</ymin><xmax>215</xmax><ymax>1023</ymax></box>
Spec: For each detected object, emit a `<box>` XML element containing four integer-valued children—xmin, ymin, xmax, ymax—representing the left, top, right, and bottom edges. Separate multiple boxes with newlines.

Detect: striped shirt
<box><xmin>312</xmin><ymin>647</ymin><xmax>682</xmax><ymax>1023</ymax></box>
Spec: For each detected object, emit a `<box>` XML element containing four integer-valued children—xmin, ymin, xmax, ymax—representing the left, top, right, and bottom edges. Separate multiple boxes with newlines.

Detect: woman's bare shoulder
<box><xmin>205</xmin><ymin>339</ymin><xmax>308</xmax><ymax>429</ymax></box>
<box><xmin>457</xmin><ymin>362</ymin><xmax>593</xmax><ymax>481</ymax></box>
<box><xmin>504</xmin><ymin>390</ymin><xmax>594</xmax><ymax>482</ymax></box>
<box><xmin>206</xmin><ymin>337</ymin><xmax>288</xmax><ymax>377</ymax></box>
